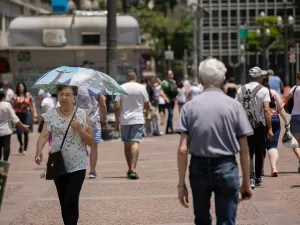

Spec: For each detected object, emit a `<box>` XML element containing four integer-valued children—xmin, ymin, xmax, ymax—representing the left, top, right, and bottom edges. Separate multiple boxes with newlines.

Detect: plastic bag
<box><xmin>282</xmin><ymin>130</ymin><xmax>299</xmax><ymax>148</ymax></box>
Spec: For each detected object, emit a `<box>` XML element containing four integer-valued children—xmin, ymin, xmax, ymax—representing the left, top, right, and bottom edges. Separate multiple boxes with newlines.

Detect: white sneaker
<box><xmin>250</xmin><ymin>179</ymin><xmax>255</xmax><ymax>190</ymax></box>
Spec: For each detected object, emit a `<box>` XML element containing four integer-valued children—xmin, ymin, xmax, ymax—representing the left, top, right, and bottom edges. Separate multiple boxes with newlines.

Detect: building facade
<box><xmin>195</xmin><ymin>0</ymin><xmax>299</xmax><ymax>81</ymax></box>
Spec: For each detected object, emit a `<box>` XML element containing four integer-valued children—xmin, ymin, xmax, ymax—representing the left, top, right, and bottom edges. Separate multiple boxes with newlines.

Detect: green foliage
<box><xmin>247</xmin><ymin>16</ymin><xmax>282</xmax><ymax>52</ymax></box>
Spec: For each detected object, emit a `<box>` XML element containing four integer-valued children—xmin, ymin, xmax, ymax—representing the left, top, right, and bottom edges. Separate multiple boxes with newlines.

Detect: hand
<box><xmin>35</xmin><ymin>152</ymin><xmax>43</xmax><ymax>165</ymax></box>
<box><xmin>267</xmin><ymin>129</ymin><xmax>274</xmax><ymax>140</ymax></box>
<box><xmin>165</xmin><ymin>98</ymin><xmax>170</xmax><ymax>104</ymax></box>
<box><xmin>114</xmin><ymin>121</ymin><xmax>120</xmax><ymax>131</ymax></box>
<box><xmin>240</xmin><ymin>182</ymin><xmax>252</xmax><ymax>201</ymax></box>
<box><xmin>102</xmin><ymin>120</ymin><xmax>108</xmax><ymax>128</ymax></box>
<box><xmin>285</xmin><ymin>123</ymin><xmax>290</xmax><ymax>130</ymax></box>
<box><xmin>33</xmin><ymin>114</ymin><xmax>38</xmax><ymax>123</ymax></box>
<box><xmin>22</xmin><ymin>124</ymin><xmax>29</xmax><ymax>133</ymax></box>
<box><xmin>178</xmin><ymin>185</ymin><xmax>189</xmax><ymax>208</ymax></box>
<box><xmin>71</xmin><ymin>119</ymin><xmax>82</xmax><ymax>132</ymax></box>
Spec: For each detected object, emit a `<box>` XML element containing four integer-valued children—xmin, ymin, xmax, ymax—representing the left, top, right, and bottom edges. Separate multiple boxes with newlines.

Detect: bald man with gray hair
<box><xmin>176</xmin><ymin>58</ymin><xmax>253</xmax><ymax>225</ymax></box>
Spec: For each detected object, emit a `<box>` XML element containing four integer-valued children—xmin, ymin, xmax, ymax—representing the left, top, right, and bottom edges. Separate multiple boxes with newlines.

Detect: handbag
<box><xmin>45</xmin><ymin>110</ymin><xmax>76</xmax><ymax>180</ymax></box>
<box><xmin>282</xmin><ymin>130</ymin><xmax>299</xmax><ymax>149</ymax></box>
<box><xmin>38</xmin><ymin>120</ymin><xmax>44</xmax><ymax>133</ymax></box>
<box><xmin>284</xmin><ymin>86</ymin><xmax>298</xmax><ymax>114</ymax></box>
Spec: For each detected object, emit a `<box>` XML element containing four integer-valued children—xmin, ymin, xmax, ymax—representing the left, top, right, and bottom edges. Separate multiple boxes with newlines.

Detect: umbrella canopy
<box><xmin>32</xmin><ymin>66</ymin><xmax>127</xmax><ymax>96</ymax></box>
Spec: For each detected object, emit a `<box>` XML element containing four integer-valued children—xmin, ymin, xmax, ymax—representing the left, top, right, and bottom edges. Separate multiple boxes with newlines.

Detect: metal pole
<box><xmin>106</xmin><ymin>0</ymin><xmax>118</xmax><ymax>112</ymax></box>
<box><xmin>183</xmin><ymin>49</ymin><xmax>188</xmax><ymax>77</ymax></box>
<box><xmin>193</xmin><ymin>16</ymin><xmax>198</xmax><ymax>83</ymax></box>
<box><xmin>284</xmin><ymin>4</ymin><xmax>289</xmax><ymax>85</ymax></box>
<box><xmin>297</xmin><ymin>43</ymin><xmax>300</xmax><ymax>73</ymax></box>
<box><xmin>261</xmin><ymin>19</ymin><xmax>266</xmax><ymax>69</ymax></box>
<box><xmin>198</xmin><ymin>0</ymin><xmax>202</xmax><ymax>64</ymax></box>
<box><xmin>292</xmin><ymin>62</ymin><xmax>295</xmax><ymax>86</ymax></box>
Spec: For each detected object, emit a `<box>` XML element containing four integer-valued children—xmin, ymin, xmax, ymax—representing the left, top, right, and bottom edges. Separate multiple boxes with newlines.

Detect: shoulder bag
<box><xmin>284</xmin><ymin>86</ymin><xmax>297</xmax><ymax>114</ymax></box>
<box><xmin>45</xmin><ymin>109</ymin><xmax>76</xmax><ymax>180</ymax></box>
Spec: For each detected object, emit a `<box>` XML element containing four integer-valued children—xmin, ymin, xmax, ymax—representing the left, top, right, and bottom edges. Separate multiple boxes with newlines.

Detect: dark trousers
<box><xmin>54</xmin><ymin>170</ymin><xmax>86</xmax><ymax>225</ymax></box>
<box><xmin>247</xmin><ymin>126</ymin><xmax>266</xmax><ymax>179</ymax></box>
<box><xmin>0</xmin><ymin>135</ymin><xmax>11</xmax><ymax>161</ymax></box>
<box><xmin>16</xmin><ymin>112</ymin><xmax>31</xmax><ymax>151</ymax></box>
<box><xmin>189</xmin><ymin>156</ymin><xmax>239</xmax><ymax>225</ymax></box>
<box><xmin>165</xmin><ymin>100</ymin><xmax>174</xmax><ymax>133</ymax></box>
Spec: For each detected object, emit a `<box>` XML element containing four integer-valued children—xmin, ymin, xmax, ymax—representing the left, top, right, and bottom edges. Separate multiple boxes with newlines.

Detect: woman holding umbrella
<box><xmin>35</xmin><ymin>85</ymin><xmax>93</xmax><ymax>225</ymax></box>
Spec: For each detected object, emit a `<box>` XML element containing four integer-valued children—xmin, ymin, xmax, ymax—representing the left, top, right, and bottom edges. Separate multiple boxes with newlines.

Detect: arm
<box><xmin>263</xmin><ymin>101</ymin><xmax>272</xmax><ymax>131</ymax></box>
<box><xmin>99</xmin><ymin>95</ymin><xmax>107</xmax><ymax>125</ymax></box>
<box><xmin>77</xmin><ymin>115</ymin><xmax>94</xmax><ymax>147</ymax></box>
<box><xmin>159</xmin><ymin>89</ymin><xmax>169</xmax><ymax>103</ymax></box>
<box><xmin>114</xmin><ymin>100</ymin><xmax>121</xmax><ymax>123</ymax></box>
<box><xmin>35</xmin><ymin>124</ymin><xmax>50</xmax><ymax>164</ymax></box>
<box><xmin>239</xmin><ymin>136</ymin><xmax>250</xmax><ymax>187</ymax></box>
<box><xmin>8</xmin><ymin>103</ymin><xmax>28</xmax><ymax>132</ymax></box>
<box><xmin>177</xmin><ymin>133</ymin><xmax>188</xmax><ymax>187</ymax></box>
<box><xmin>144</xmin><ymin>101</ymin><xmax>150</xmax><ymax>117</ymax></box>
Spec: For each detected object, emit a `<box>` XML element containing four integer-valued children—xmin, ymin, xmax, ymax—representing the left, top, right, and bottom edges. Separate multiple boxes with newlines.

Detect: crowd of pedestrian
<box><xmin>1</xmin><ymin>58</ymin><xmax>300</xmax><ymax>225</ymax></box>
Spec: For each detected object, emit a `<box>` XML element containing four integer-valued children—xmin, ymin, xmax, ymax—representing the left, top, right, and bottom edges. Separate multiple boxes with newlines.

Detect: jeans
<box><xmin>247</xmin><ymin>126</ymin><xmax>266</xmax><ymax>179</ymax></box>
<box><xmin>16</xmin><ymin>112</ymin><xmax>32</xmax><ymax>151</ymax></box>
<box><xmin>165</xmin><ymin>100</ymin><xmax>174</xmax><ymax>133</ymax></box>
<box><xmin>54</xmin><ymin>170</ymin><xmax>86</xmax><ymax>225</ymax></box>
<box><xmin>189</xmin><ymin>155</ymin><xmax>240</xmax><ymax>225</ymax></box>
<box><xmin>0</xmin><ymin>135</ymin><xmax>11</xmax><ymax>161</ymax></box>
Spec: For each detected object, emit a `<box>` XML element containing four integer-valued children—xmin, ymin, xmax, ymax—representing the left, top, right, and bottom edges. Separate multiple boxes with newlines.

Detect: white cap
<box><xmin>249</xmin><ymin>67</ymin><xmax>267</xmax><ymax>78</ymax></box>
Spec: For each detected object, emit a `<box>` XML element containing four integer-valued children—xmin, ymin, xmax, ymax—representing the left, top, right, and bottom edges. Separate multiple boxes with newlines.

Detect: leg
<box><xmin>166</xmin><ymin>101</ymin><xmax>175</xmax><ymax>133</ymax></box>
<box><xmin>23</xmin><ymin>131</ymin><xmax>29</xmax><ymax>152</ymax></box>
<box><xmin>130</xmin><ymin>141</ymin><xmax>140</xmax><ymax>171</ymax></box>
<box><xmin>16</xmin><ymin>112</ymin><xmax>25</xmax><ymax>153</ymax></box>
<box><xmin>89</xmin><ymin>128</ymin><xmax>101</xmax><ymax>178</ymax></box>
<box><xmin>254</xmin><ymin>126</ymin><xmax>266</xmax><ymax>185</ymax></box>
<box><xmin>268</xmin><ymin>149</ymin><xmax>279</xmax><ymax>173</ymax></box>
<box><xmin>124</xmin><ymin>142</ymin><xmax>132</xmax><ymax>171</ymax></box>
<box><xmin>214</xmin><ymin>161</ymin><xmax>240</xmax><ymax>225</ymax></box>
<box><xmin>0</xmin><ymin>136</ymin><xmax>3</xmax><ymax>160</ymax></box>
<box><xmin>2</xmin><ymin>135</ymin><xmax>11</xmax><ymax>161</ymax></box>
<box><xmin>247</xmin><ymin>135</ymin><xmax>255</xmax><ymax>179</ymax></box>
<box><xmin>54</xmin><ymin>174</ymin><xmax>68</xmax><ymax>224</ymax></box>
<box><xmin>189</xmin><ymin>160</ymin><xmax>212</xmax><ymax>225</ymax></box>
<box><xmin>63</xmin><ymin>170</ymin><xmax>86</xmax><ymax>225</ymax></box>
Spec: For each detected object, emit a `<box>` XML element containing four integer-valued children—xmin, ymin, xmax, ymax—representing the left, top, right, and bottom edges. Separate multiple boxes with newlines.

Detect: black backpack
<box><xmin>239</xmin><ymin>84</ymin><xmax>263</xmax><ymax>128</ymax></box>
<box><xmin>168</xmin><ymin>82</ymin><xmax>178</xmax><ymax>98</ymax></box>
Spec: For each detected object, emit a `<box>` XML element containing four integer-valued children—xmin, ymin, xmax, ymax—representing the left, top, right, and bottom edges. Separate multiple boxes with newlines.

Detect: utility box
<box><xmin>51</xmin><ymin>0</ymin><xmax>69</xmax><ymax>13</ymax></box>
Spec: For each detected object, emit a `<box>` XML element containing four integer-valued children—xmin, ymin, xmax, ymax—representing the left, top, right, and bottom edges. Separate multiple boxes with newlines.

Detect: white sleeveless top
<box><xmin>43</xmin><ymin>108</ymin><xmax>88</xmax><ymax>173</ymax></box>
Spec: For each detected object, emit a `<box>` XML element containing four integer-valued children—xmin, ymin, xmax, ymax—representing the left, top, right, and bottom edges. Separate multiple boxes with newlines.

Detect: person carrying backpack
<box><xmin>236</xmin><ymin>66</ymin><xmax>274</xmax><ymax>189</ymax></box>
<box><xmin>161</xmin><ymin>70</ymin><xmax>178</xmax><ymax>134</ymax></box>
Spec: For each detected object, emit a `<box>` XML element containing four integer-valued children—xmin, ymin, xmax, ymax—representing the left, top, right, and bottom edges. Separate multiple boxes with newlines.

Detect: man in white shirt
<box><xmin>0</xmin><ymin>91</ymin><xmax>28</xmax><ymax>161</ymax></box>
<box><xmin>114</xmin><ymin>70</ymin><xmax>150</xmax><ymax>179</ymax></box>
<box><xmin>236</xmin><ymin>66</ymin><xmax>273</xmax><ymax>189</ymax></box>
<box><xmin>0</xmin><ymin>80</ymin><xmax>14</xmax><ymax>102</ymax></box>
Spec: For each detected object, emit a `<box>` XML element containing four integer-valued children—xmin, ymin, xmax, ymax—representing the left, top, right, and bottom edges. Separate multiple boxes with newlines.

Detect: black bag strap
<box><xmin>59</xmin><ymin>108</ymin><xmax>77</xmax><ymax>151</ymax></box>
<box><xmin>292</xmin><ymin>86</ymin><xmax>298</xmax><ymax>97</ymax></box>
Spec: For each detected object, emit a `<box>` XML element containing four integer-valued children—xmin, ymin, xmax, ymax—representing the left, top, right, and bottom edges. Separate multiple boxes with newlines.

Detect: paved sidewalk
<box><xmin>1</xmin><ymin>128</ymin><xmax>300</xmax><ymax>224</ymax></box>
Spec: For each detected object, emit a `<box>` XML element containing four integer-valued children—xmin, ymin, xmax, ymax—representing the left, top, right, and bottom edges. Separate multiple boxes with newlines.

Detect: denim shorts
<box><xmin>266</xmin><ymin>116</ymin><xmax>281</xmax><ymax>150</ymax></box>
<box><xmin>93</xmin><ymin>129</ymin><xmax>102</xmax><ymax>144</ymax></box>
<box><xmin>290</xmin><ymin>115</ymin><xmax>300</xmax><ymax>135</ymax></box>
<box><xmin>120</xmin><ymin>124</ymin><xmax>144</xmax><ymax>143</ymax></box>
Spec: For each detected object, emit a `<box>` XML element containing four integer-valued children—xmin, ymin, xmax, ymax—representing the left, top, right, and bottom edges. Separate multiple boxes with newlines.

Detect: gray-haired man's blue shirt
<box><xmin>175</xmin><ymin>88</ymin><xmax>253</xmax><ymax>157</ymax></box>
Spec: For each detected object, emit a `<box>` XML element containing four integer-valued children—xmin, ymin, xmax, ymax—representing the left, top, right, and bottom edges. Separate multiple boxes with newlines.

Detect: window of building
<box><xmin>204</xmin><ymin>33</ymin><xmax>209</xmax><ymax>41</ymax></box>
<box><xmin>213</xmin><ymin>33</ymin><xmax>219</xmax><ymax>40</ymax></box>
<box><xmin>231</xmin><ymin>10</ymin><xmax>237</xmax><ymax>18</ymax></box>
<box><xmin>268</xmin><ymin>9</ymin><xmax>274</xmax><ymax>16</ymax></box>
<box><xmin>249</xmin><ymin>10</ymin><xmax>255</xmax><ymax>17</ymax></box>
<box><xmin>81</xmin><ymin>33</ymin><xmax>101</xmax><ymax>45</ymax></box>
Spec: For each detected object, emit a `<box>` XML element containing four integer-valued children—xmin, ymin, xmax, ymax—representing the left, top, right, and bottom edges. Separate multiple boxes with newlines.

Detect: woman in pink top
<box><xmin>266</xmin><ymin>88</ymin><xmax>289</xmax><ymax>176</ymax></box>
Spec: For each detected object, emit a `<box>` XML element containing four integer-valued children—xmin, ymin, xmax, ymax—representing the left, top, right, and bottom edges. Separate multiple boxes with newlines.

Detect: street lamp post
<box><xmin>256</xmin><ymin>11</ymin><xmax>270</xmax><ymax>70</ymax></box>
<box><xmin>277</xmin><ymin>7</ymin><xmax>295</xmax><ymax>85</ymax></box>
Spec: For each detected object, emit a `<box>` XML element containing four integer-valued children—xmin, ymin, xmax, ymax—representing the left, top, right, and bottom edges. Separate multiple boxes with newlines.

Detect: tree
<box><xmin>247</xmin><ymin>16</ymin><xmax>283</xmax><ymax>52</ymax></box>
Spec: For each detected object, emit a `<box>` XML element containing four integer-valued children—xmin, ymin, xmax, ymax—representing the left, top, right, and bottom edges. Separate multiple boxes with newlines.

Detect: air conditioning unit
<box><xmin>43</xmin><ymin>29</ymin><xmax>67</xmax><ymax>47</ymax></box>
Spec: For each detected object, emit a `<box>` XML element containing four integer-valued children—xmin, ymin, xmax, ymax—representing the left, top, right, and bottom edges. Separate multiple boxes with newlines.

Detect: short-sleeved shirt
<box><xmin>270</xmin><ymin>89</ymin><xmax>283</xmax><ymax>116</ymax></box>
<box><xmin>235</xmin><ymin>82</ymin><xmax>270</xmax><ymax>126</ymax></box>
<box><xmin>43</xmin><ymin>108</ymin><xmax>88</xmax><ymax>173</ymax></box>
<box><xmin>115</xmin><ymin>82</ymin><xmax>149</xmax><ymax>125</ymax></box>
<box><xmin>0</xmin><ymin>88</ymin><xmax>14</xmax><ymax>102</ymax></box>
<box><xmin>176</xmin><ymin>88</ymin><xmax>253</xmax><ymax>157</ymax></box>
<box><xmin>12</xmin><ymin>92</ymin><xmax>34</xmax><ymax>113</ymax></box>
<box><xmin>289</xmin><ymin>86</ymin><xmax>300</xmax><ymax>115</ymax></box>
<box><xmin>269</xmin><ymin>76</ymin><xmax>283</xmax><ymax>97</ymax></box>
<box><xmin>77</xmin><ymin>95</ymin><xmax>101</xmax><ymax>132</ymax></box>
<box><xmin>161</xmin><ymin>79</ymin><xmax>177</xmax><ymax>100</ymax></box>
<box><xmin>0</xmin><ymin>101</ymin><xmax>20</xmax><ymax>136</ymax></box>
